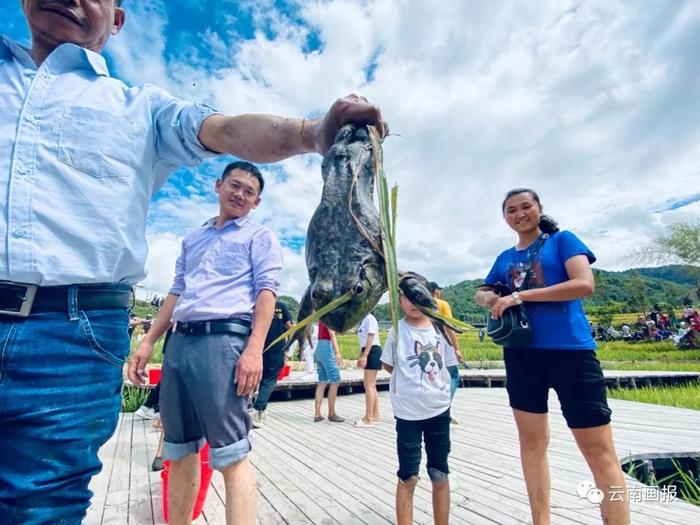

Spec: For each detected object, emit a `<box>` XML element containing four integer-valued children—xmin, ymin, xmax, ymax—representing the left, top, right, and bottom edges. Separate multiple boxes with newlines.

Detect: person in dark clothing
<box><xmin>251</xmin><ymin>301</ymin><xmax>293</xmax><ymax>428</ymax></box>
<box><xmin>134</xmin><ymin>325</ymin><xmax>174</xmax><ymax>421</ymax></box>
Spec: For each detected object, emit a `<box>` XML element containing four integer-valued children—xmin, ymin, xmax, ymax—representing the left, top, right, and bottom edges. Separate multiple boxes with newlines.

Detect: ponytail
<box><xmin>538</xmin><ymin>214</ymin><xmax>559</xmax><ymax>234</ymax></box>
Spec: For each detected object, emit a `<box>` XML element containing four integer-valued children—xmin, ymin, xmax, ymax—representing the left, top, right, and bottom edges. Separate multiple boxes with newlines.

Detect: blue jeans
<box><xmin>253</xmin><ymin>348</ymin><xmax>285</xmax><ymax>412</ymax></box>
<box><xmin>395</xmin><ymin>409</ymin><xmax>451</xmax><ymax>482</ymax></box>
<box><xmin>314</xmin><ymin>340</ymin><xmax>340</xmax><ymax>383</ymax></box>
<box><xmin>0</xmin><ymin>295</ymin><xmax>130</xmax><ymax>524</ymax></box>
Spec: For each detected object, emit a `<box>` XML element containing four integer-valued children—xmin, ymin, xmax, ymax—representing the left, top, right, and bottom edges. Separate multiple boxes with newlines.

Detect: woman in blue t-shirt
<box><xmin>475</xmin><ymin>188</ymin><xmax>629</xmax><ymax>525</ymax></box>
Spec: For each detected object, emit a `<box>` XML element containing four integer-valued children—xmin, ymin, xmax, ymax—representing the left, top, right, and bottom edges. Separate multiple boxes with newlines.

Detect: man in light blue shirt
<box><xmin>129</xmin><ymin>161</ymin><xmax>281</xmax><ymax>524</ymax></box>
<box><xmin>0</xmin><ymin>2</ymin><xmax>387</xmax><ymax>524</ymax></box>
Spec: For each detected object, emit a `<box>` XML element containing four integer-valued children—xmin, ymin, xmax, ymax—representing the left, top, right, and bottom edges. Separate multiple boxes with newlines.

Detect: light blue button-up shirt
<box><xmin>0</xmin><ymin>36</ymin><xmax>218</xmax><ymax>285</ymax></box>
<box><xmin>170</xmin><ymin>216</ymin><xmax>283</xmax><ymax>322</ymax></box>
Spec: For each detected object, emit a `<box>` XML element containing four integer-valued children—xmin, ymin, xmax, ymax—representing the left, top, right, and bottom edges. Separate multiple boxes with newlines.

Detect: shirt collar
<box><xmin>0</xmin><ymin>35</ymin><xmax>110</xmax><ymax>76</ymax></box>
<box><xmin>207</xmin><ymin>215</ymin><xmax>249</xmax><ymax>230</ymax></box>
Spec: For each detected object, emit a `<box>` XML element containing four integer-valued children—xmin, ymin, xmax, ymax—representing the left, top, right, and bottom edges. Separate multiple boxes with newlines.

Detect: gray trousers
<box><xmin>160</xmin><ymin>332</ymin><xmax>252</xmax><ymax>470</ymax></box>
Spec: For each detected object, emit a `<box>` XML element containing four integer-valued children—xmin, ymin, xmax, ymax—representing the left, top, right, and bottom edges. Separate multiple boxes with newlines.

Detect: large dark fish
<box><xmin>298</xmin><ymin>124</ymin><xmax>387</xmax><ymax>332</ymax></box>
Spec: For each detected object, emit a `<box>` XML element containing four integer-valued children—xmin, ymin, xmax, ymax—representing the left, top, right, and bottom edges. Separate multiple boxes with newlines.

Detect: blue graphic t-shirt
<box><xmin>485</xmin><ymin>230</ymin><xmax>596</xmax><ymax>351</ymax></box>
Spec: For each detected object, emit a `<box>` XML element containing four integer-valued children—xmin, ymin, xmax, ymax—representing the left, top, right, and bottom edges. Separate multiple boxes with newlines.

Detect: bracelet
<box><xmin>511</xmin><ymin>291</ymin><xmax>523</xmax><ymax>305</ymax></box>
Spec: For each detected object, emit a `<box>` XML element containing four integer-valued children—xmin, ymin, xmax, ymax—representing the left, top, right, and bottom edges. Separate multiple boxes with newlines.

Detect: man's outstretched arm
<box><xmin>198</xmin><ymin>94</ymin><xmax>388</xmax><ymax>161</ymax></box>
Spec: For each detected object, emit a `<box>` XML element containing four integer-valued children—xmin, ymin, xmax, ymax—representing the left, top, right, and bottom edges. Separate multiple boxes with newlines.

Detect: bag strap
<box><xmin>516</xmin><ymin>233</ymin><xmax>549</xmax><ymax>291</ymax></box>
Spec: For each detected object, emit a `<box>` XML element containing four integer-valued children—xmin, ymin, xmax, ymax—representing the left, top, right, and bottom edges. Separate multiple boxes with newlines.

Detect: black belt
<box><xmin>0</xmin><ymin>281</ymin><xmax>131</xmax><ymax>318</ymax></box>
<box><xmin>176</xmin><ymin>319</ymin><xmax>252</xmax><ymax>337</ymax></box>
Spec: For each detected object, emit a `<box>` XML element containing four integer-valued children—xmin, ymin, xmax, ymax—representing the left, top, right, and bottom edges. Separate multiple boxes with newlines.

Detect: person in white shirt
<box><xmin>381</xmin><ymin>284</ymin><xmax>451</xmax><ymax>525</ymax></box>
<box><xmin>290</xmin><ymin>322</ymin><xmax>318</xmax><ymax>379</ymax></box>
<box><xmin>355</xmin><ymin>312</ymin><xmax>382</xmax><ymax>427</ymax></box>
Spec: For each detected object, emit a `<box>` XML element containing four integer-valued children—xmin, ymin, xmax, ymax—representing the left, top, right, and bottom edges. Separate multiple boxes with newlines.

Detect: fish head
<box><xmin>322</xmin><ymin>124</ymin><xmax>378</xmax><ymax>176</ymax></box>
<box><xmin>398</xmin><ymin>272</ymin><xmax>437</xmax><ymax>310</ymax></box>
<box><xmin>310</xmin><ymin>255</ymin><xmax>386</xmax><ymax>332</ymax></box>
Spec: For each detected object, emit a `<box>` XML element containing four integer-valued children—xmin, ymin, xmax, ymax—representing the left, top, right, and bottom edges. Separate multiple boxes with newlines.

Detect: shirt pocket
<box><xmin>58</xmin><ymin>107</ymin><xmax>139</xmax><ymax>178</ymax></box>
<box><xmin>211</xmin><ymin>241</ymin><xmax>250</xmax><ymax>274</ymax></box>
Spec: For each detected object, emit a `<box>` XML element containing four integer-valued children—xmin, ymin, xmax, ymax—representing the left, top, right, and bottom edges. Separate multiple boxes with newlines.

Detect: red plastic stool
<box><xmin>161</xmin><ymin>444</ymin><xmax>214</xmax><ymax>522</ymax></box>
<box><xmin>277</xmin><ymin>364</ymin><xmax>291</xmax><ymax>380</ymax></box>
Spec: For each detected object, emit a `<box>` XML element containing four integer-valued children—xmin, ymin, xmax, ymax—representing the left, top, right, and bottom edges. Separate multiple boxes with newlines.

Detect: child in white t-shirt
<box><xmin>380</xmin><ymin>290</ymin><xmax>452</xmax><ymax>525</ymax></box>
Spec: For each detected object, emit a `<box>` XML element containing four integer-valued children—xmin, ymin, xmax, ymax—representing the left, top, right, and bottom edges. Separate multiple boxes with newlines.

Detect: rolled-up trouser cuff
<box><xmin>428</xmin><ymin>467</ymin><xmax>449</xmax><ymax>483</ymax></box>
<box><xmin>162</xmin><ymin>437</ymin><xmax>207</xmax><ymax>461</ymax></box>
<box><xmin>210</xmin><ymin>436</ymin><xmax>252</xmax><ymax>470</ymax></box>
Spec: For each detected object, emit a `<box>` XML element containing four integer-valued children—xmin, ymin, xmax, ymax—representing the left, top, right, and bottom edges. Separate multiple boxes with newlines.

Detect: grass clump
<box><xmin>608</xmin><ymin>383</ymin><xmax>700</xmax><ymax>410</ymax></box>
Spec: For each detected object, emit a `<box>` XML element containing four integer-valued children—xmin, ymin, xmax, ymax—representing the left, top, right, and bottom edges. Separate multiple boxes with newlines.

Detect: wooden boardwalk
<box><xmin>87</xmin><ymin>389</ymin><xmax>700</xmax><ymax>525</ymax></box>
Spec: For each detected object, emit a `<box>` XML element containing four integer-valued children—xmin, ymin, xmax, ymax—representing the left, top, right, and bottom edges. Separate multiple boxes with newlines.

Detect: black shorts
<box><xmin>395</xmin><ymin>409</ymin><xmax>451</xmax><ymax>482</ymax></box>
<box><xmin>361</xmin><ymin>345</ymin><xmax>383</xmax><ymax>370</ymax></box>
<box><xmin>504</xmin><ymin>348</ymin><xmax>612</xmax><ymax>429</ymax></box>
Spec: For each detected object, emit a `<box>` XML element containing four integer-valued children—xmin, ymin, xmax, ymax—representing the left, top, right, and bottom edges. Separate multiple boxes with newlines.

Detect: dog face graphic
<box><xmin>408</xmin><ymin>340</ymin><xmax>443</xmax><ymax>381</ymax></box>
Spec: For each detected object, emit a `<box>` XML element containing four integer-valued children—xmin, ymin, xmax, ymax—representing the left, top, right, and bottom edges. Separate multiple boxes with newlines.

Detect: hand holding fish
<box><xmin>311</xmin><ymin>94</ymin><xmax>389</xmax><ymax>155</ymax></box>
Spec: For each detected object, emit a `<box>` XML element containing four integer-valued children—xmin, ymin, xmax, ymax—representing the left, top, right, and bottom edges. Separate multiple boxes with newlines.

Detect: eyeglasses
<box><xmin>228</xmin><ymin>180</ymin><xmax>258</xmax><ymax>200</ymax></box>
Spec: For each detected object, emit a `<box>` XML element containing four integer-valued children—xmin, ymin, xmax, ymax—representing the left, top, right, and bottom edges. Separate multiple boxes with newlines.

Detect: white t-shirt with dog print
<box><xmin>380</xmin><ymin>319</ymin><xmax>452</xmax><ymax>421</ymax></box>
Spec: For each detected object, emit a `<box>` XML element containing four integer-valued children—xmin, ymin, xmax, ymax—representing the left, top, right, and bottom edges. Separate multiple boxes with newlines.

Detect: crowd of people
<box><xmin>590</xmin><ymin>304</ymin><xmax>698</xmax><ymax>348</ymax></box>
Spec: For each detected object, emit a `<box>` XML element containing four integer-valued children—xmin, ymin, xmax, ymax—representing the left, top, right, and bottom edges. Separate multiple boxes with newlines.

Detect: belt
<box><xmin>0</xmin><ymin>281</ymin><xmax>131</xmax><ymax>318</ymax></box>
<box><xmin>176</xmin><ymin>319</ymin><xmax>252</xmax><ymax>337</ymax></box>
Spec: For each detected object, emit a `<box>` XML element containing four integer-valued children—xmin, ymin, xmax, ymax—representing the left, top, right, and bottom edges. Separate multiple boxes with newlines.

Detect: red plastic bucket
<box><xmin>148</xmin><ymin>368</ymin><xmax>162</xmax><ymax>385</ymax></box>
<box><xmin>161</xmin><ymin>444</ymin><xmax>213</xmax><ymax>522</ymax></box>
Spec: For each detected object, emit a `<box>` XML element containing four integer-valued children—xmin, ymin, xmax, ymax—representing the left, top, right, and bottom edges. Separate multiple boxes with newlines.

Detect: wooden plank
<box><xmin>85</xmin><ymin>413</ymin><xmax>124</xmax><ymax>525</ymax></box>
<box><xmin>252</xmin><ymin>461</ymin><xmax>309</xmax><ymax>524</ymax></box>
<box><xmin>128</xmin><ymin>417</ymin><xmax>156</xmax><ymax>525</ymax></box>
<box><xmin>86</xmin><ymin>388</ymin><xmax>700</xmax><ymax>525</ymax></box>
<box><xmin>101</xmin><ymin>413</ymin><xmax>134</xmax><ymax>524</ymax></box>
<box><xmin>142</xmin><ymin>417</ymin><xmax>165</xmax><ymax>524</ymax></box>
<box><xmin>261</xmin><ymin>398</ymin><xmax>509</xmax><ymax>525</ymax></box>
<box><xmin>254</xmin><ymin>429</ymin><xmax>391</xmax><ymax>525</ymax></box>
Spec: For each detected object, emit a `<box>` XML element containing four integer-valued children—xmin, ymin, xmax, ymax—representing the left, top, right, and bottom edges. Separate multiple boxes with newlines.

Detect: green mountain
<box><xmin>283</xmin><ymin>265</ymin><xmax>697</xmax><ymax>323</ymax></box>
<box><xmin>376</xmin><ymin>265</ymin><xmax>698</xmax><ymax>322</ymax></box>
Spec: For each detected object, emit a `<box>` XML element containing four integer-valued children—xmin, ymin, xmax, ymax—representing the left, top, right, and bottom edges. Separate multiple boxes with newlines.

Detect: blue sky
<box><xmin>2</xmin><ymin>1</ymin><xmax>699</xmax><ymax>297</ymax></box>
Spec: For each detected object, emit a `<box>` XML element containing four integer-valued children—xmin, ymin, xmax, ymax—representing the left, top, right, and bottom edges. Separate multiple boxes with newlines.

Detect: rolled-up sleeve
<box><xmin>148</xmin><ymin>85</ymin><xmax>220</xmax><ymax>168</ymax></box>
<box><xmin>169</xmin><ymin>240</ymin><xmax>187</xmax><ymax>296</ymax></box>
<box><xmin>250</xmin><ymin>228</ymin><xmax>283</xmax><ymax>298</ymax></box>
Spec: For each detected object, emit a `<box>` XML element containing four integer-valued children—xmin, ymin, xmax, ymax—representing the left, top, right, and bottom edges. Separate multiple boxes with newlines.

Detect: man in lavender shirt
<box><xmin>129</xmin><ymin>161</ymin><xmax>281</xmax><ymax>525</ymax></box>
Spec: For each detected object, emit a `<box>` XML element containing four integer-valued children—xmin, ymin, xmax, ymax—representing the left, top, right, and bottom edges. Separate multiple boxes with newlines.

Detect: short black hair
<box><xmin>428</xmin><ymin>281</ymin><xmax>441</xmax><ymax>293</ymax></box>
<box><xmin>220</xmin><ymin>161</ymin><xmax>265</xmax><ymax>194</ymax></box>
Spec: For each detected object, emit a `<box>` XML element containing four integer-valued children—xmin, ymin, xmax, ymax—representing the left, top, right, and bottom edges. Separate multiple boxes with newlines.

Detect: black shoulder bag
<box><xmin>485</xmin><ymin>234</ymin><xmax>548</xmax><ymax>348</ymax></box>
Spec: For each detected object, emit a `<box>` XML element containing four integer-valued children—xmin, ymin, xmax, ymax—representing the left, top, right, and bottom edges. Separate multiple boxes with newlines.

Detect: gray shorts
<box><xmin>160</xmin><ymin>332</ymin><xmax>252</xmax><ymax>470</ymax></box>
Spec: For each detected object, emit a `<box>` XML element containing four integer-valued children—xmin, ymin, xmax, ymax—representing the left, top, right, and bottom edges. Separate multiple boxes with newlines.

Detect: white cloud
<box><xmin>139</xmin><ymin>232</ymin><xmax>183</xmax><ymax>297</ymax></box>
<box><xmin>108</xmin><ymin>0</ymin><xmax>700</xmax><ymax>300</ymax></box>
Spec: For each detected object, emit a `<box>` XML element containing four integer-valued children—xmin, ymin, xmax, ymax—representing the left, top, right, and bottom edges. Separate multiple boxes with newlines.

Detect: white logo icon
<box><xmin>576</xmin><ymin>481</ymin><xmax>604</xmax><ymax>504</ymax></box>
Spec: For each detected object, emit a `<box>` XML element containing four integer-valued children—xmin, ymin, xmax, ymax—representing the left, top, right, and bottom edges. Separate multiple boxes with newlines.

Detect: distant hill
<box><xmin>281</xmin><ymin>265</ymin><xmax>698</xmax><ymax>324</ymax></box>
<box><xmin>375</xmin><ymin>265</ymin><xmax>699</xmax><ymax>322</ymax></box>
